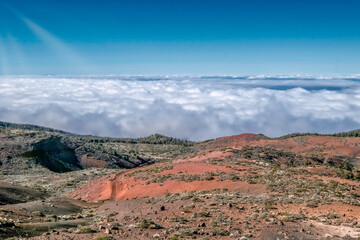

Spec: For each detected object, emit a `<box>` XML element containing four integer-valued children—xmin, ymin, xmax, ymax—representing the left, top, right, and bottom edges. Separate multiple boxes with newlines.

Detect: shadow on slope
<box><xmin>0</xmin><ymin>182</ymin><xmax>47</xmax><ymax>205</ymax></box>
<box><xmin>21</xmin><ymin>137</ymin><xmax>82</xmax><ymax>173</ymax></box>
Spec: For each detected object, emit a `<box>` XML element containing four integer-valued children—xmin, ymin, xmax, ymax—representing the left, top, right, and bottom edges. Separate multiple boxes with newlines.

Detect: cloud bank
<box><xmin>0</xmin><ymin>75</ymin><xmax>359</xmax><ymax>141</ymax></box>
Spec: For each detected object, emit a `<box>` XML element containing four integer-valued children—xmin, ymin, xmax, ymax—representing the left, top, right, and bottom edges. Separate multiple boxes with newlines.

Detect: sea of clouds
<box><xmin>0</xmin><ymin>75</ymin><xmax>360</xmax><ymax>141</ymax></box>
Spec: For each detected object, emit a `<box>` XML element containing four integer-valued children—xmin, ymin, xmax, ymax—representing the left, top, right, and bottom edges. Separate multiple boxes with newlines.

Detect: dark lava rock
<box><xmin>22</xmin><ymin>137</ymin><xmax>82</xmax><ymax>173</ymax></box>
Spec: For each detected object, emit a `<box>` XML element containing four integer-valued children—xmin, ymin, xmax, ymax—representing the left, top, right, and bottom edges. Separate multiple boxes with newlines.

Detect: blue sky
<box><xmin>1</xmin><ymin>0</ymin><xmax>360</xmax><ymax>75</ymax></box>
<box><xmin>1</xmin><ymin>1</ymin><xmax>360</xmax><ymax>138</ymax></box>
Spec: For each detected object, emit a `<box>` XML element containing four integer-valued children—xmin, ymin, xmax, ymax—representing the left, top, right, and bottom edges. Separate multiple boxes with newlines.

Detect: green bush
<box><xmin>136</xmin><ymin>218</ymin><xmax>163</xmax><ymax>229</ymax></box>
<box><xmin>76</xmin><ymin>226</ymin><xmax>97</xmax><ymax>233</ymax></box>
<box><xmin>211</xmin><ymin>228</ymin><xmax>230</xmax><ymax>236</ymax></box>
<box><xmin>198</xmin><ymin>211</ymin><xmax>211</xmax><ymax>217</ymax></box>
<box><xmin>94</xmin><ymin>236</ymin><xmax>115</xmax><ymax>240</ymax></box>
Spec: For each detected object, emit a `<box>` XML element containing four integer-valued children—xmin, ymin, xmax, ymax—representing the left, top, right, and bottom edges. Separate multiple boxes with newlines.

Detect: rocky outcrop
<box><xmin>22</xmin><ymin>137</ymin><xmax>82</xmax><ymax>173</ymax></box>
<box><xmin>21</xmin><ymin>136</ymin><xmax>153</xmax><ymax>173</ymax></box>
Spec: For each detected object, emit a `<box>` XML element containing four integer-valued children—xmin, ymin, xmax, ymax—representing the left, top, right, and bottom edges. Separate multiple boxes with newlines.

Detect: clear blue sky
<box><xmin>1</xmin><ymin>0</ymin><xmax>360</xmax><ymax>75</ymax></box>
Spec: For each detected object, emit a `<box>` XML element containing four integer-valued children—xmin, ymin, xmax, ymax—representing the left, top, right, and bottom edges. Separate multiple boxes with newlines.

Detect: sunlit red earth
<box><xmin>1</xmin><ymin>132</ymin><xmax>360</xmax><ymax>239</ymax></box>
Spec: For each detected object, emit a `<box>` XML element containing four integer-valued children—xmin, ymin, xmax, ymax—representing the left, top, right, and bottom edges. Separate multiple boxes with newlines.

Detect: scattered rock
<box><xmin>153</xmin><ymin>233</ymin><xmax>161</xmax><ymax>238</ymax></box>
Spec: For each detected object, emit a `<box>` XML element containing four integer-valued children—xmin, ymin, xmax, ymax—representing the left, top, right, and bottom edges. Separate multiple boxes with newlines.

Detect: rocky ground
<box><xmin>0</xmin><ymin>122</ymin><xmax>359</xmax><ymax>239</ymax></box>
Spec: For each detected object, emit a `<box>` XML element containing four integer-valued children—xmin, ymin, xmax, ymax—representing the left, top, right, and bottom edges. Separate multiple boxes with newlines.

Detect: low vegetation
<box><xmin>0</xmin><ymin>121</ymin><xmax>360</xmax><ymax>239</ymax></box>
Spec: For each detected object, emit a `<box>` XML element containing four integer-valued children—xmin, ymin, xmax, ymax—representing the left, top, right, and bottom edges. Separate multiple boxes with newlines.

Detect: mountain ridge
<box><xmin>1</xmin><ymin>120</ymin><xmax>360</xmax><ymax>141</ymax></box>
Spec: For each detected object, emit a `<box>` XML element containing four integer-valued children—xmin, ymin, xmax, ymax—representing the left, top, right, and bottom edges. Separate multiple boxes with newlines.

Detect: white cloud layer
<box><xmin>0</xmin><ymin>75</ymin><xmax>360</xmax><ymax>140</ymax></box>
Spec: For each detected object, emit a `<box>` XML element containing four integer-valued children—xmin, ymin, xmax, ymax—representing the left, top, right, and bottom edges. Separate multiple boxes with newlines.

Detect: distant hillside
<box><xmin>0</xmin><ymin>121</ymin><xmax>69</xmax><ymax>134</ymax></box>
<box><xmin>2</xmin><ymin>120</ymin><xmax>359</xmax><ymax>143</ymax></box>
<box><xmin>277</xmin><ymin>129</ymin><xmax>360</xmax><ymax>139</ymax></box>
<box><xmin>1</xmin><ymin>120</ymin><xmax>360</xmax><ymax>174</ymax></box>
<box><xmin>0</xmin><ymin>121</ymin><xmax>192</xmax><ymax>146</ymax></box>
<box><xmin>0</xmin><ymin>121</ymin><xmax>192</xmax><ymax>174</ymax></box>
<box><xmin>73</xmin><ymin>133</ymin><xmax>193</xmax><ymax>146</ymax></box>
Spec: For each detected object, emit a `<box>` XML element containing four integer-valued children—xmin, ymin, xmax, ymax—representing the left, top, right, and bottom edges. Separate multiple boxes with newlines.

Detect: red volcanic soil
<box><xmin>56</xmin><ymin>133</ymin><xmax>360</xmax><ymax>240</ymax></box>
<box><xmin>174</xmin><ymin>150</ymin><xmax>234</xmax><ymax>163</ymax></box>
<box><xmin>68</xmin><ymin>133</ymin><xmax>360</xmax><ymax>203</ymax></box>
<box><xmin>69</xmin><ymin>176</ymin><xmax>265</xmax><ymax>202</ymax></box>
<box><xmin>159</xmin><ymin>162</ymin><xmax>232</xmax><ymax>175</ymax></box>
<box><xmin>205</xmin><ymin>134</ymin><xmax>360</xmax><ymax>157</ymax></box>
<box><xmin>68</xmin><ymin>146</ymin><xmax>267</xmax><ymax>202</ymax></box>
<box><xmin>68</xmin><ymin>161</ymin><xmax>266</xmax><ymax>202</ymax></box>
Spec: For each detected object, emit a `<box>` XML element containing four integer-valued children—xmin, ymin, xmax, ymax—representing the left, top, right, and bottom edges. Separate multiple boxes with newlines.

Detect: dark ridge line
<box><xmin>1</xmin><ymin>121</ymin><xmax>359</xmax><ymax>143</ymax></box>
<box><xmin>0</xmin><ymin>121</ymin><xmax>70</xmax><ymax>134</ymax></box>
<box><xmin>0</xmin><ymin>121</ymin><xmax>193</xmax><ymax>146</ymax></box>
<box><xmin>276</xmin><ymin>129</ymin><xmax>360</xmax><ymax>139</ymax></box>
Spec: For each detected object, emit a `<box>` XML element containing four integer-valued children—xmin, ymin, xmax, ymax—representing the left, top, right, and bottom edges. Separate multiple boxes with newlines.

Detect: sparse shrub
<box><xmin>230</xmin><ymin>174</ymin><xmax>240</xmax><ymax>181</ymax></box>
<box><xmin>94</xmin><ymin>236</ymin><xmax>115</xmax><ymax>240</ymax></box>
<box><xmin>264</xmin><ymin>200</ymin><xmax>277</xmax><ymax>209</ymax></box>
<box><xmin>351</xmin><ymin>192</ymin><xmax>360</xmax><ymax>198</ymax></box>
<box><xmin>198</xmin><ymin>211</ymin><xmax>211</xmax><ymax>217</ymax></box>
<box><xmin>181</xmin><ymin>207</ymin><xmax>193</xmax><ymax>213</ymax></box>
<box><xmin>178</xmin><ymin>229</ymin><xmax>194</xmax><ymax>237</ymax></box>
<box><xmin>326</xmin><ymin>213</ymin><xmax>339</xmax><ymax>219</ymax></box>
<box><xmin>169</xmin><ymin>216</ymin><xmax>188</xmax><ymax>224</ymax></box>
<box><xmin>32</xmin><ymin>211</ymin><xmax>44</xmax><ymax>217</ymax></box>
<box><xmin>107</xmin><ymin>212</ymin><xmax>118</xmax><ymax>217</ymax></box>
<box><xmin>136</xmin><ymin>218</ymin><xmax>163</xmax><ymax>229</ymax></box>
<box><xmin>45</xmin><ymin>214</ymin><xmax>58</xmax><ymax>222</ymax></box>
<box><xmin>305</xmin><ymin>200</ymin><xmax>319</xmax><ymax>208</ymax></box>
<box><xmin>354</xmin><ymin>172</ymin><xmax>360</xmax><ymax>180</ymax></box>
<box><xmin>76</xmin><ymin>226</ymin><xmax>97</xmax><ymax>233</ymax></box>
<box><xmin>211</xmin><ymin>228</ymin><xmax>230</xmax><ymax>236</ymax></box>
<box><xmin>280</xmin><ymin>212</ymin><xmax>306</xmax><ymax>222</ymax></box>
<box><xmin>204</xmin><ymin>174</ymin><xmax>215</xmax><ymax>181</ymax></box>
<box><xmin>166</xmin><ymin>234</ymin><xmax>181</xmax><ymax>240</ymax></box>
<box><xmin>192</xmin><ymin>196</ymin><xmax>203</xmax><ymax>202</ymax></box>
<box><xmin>0</xmin><ymin>218</ymin><xmax>15</xmax><ymax>227</ymax></box>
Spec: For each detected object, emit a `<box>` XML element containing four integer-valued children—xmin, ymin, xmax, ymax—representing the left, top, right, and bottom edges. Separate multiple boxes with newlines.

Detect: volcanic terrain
<box><xmin>0</xmin><ymin>121</ymin><xmax>359</xmax><ymax>239</ymax></box>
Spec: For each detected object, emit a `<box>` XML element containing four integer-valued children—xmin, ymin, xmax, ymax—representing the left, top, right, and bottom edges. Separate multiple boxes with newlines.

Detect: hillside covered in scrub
<box><xmin>0</xmin><ymin>121</ymin><xmax>192</xmax><ymax>173</ymax></box>
<box><xmin>0</xmin><ymin>121</ymin><xmax>360</xmax><ymax>239</ymax></box>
